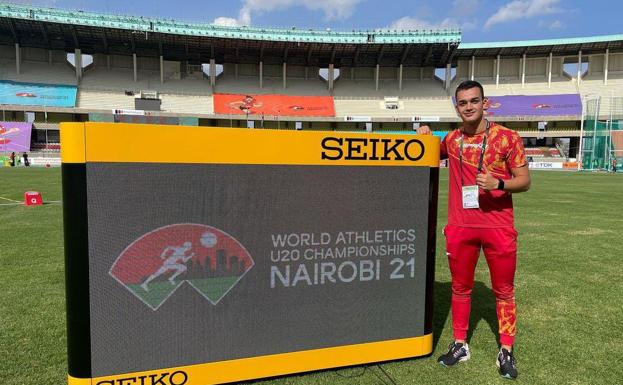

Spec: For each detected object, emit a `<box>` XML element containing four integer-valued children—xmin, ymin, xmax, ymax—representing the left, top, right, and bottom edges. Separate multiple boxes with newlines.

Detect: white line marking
<box><xmin>0</xmin><ymin>196</ymin><xmax>21</xmax><ymax>203</ymax></box>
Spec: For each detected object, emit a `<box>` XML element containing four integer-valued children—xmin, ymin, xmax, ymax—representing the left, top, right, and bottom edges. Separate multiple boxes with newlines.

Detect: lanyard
<box><xmin>459</xmin><ymin>120</ymin><xmax>490</xmax><ymax>187</ymax></box>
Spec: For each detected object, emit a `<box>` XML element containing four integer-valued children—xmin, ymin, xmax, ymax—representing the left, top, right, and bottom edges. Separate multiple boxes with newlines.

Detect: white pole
<box><xmin>604</xmin><ymin>48</ymin><xmax>609</xmax><ymax>85</ymax></box>
<box><xmin>495</xmin><ymin>54</ymin><xmax>500</xmax><ymax>88</ymax></box>
<box><xmin>521</xmin><ymin>53</ymin><xmax>526</xmax><ymax>88</ymax></box>
<box><xmin>606</xmin><ymin>92</ymin><xmax>613</xmax><ymax>169</ymax></box>
<box><xmin>470</xmin><ymin>55</ymin><xmax>475</xmax><ymax>81</ymax></box>
<box><xmin>548</xmin><ymin>52</ymin><xmax>553</xmax><ymax>88</ymax></box>
<box><xmin>577</xmin><ymin>50</ymin><xmax>582</xmax><ymax>86</ymax></box>
<box><xmin>578</xmin><ymin>97</ymin><xmax>585</xmax><ymax>170</ymax></box>
<box><xmin>591</xmin><ymin>97</ymin><xmax>600</xmax><ymax>170</ymax></box>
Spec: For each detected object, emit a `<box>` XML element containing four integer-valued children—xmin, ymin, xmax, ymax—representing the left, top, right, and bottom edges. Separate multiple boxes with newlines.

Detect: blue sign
<box><xmin>0</xmin><ymin>80</ymin><xmax>77</xmax><ymax>108</ymax></box>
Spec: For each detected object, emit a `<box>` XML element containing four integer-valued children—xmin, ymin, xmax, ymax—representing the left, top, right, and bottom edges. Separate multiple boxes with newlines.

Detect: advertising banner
<box><xmin>529</xmin><ymin>162</ymin><xmax>564</xmax><ymax>169</ymax></box>
<box><xmin>0</xmin><ymin>80</ymin><xmax>77</xmax><ymax>108</ymax></box>
<box><xmin>214</xmin><ymin>94</ymin><xmax>335</xmax><ymax>117</ymax></box>
<box><xmin>61</xmin><ymin>123</ymin><xmax>439</xmax><ymax>385</ymax></box>
<box><xmin>0</xmin><ymin>121</ymin><xmax>32</xmax><ymax>152</ymax></box>
<box><xmin>453</xmin><ymin>94</ymin><xmax>582</xmax><ymax>117</ymax></box>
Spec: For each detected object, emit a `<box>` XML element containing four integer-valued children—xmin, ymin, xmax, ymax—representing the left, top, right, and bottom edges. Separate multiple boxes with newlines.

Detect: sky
<box><xmin>8</xmin><ymin>0</ymin><xmax>621</xmax><ymax>43</ymax></box>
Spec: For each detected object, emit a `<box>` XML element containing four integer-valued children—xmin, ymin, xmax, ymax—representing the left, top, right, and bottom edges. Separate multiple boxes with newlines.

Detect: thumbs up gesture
<box><xmin>476</xmin><ymin>168</ymin><xmax>498</xmax><ymax>191</ymax></box>
<box><xmin>416</xmin><ymin>125</ymin><xmax>432</xmax><ymax>135</ymax></box>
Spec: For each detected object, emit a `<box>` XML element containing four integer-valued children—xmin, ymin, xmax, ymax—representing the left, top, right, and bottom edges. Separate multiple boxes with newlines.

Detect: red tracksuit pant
<box><xmin>444</xmin><ymin>224</ymin><xmax>518</xmax><ymax>346</ymax></box>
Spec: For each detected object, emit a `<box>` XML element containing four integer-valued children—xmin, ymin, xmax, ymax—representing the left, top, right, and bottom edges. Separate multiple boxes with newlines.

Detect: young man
<box><xmin>418</xmin><ymin>80</ymin><xmax>530</xmax><ymax>379</ymax></box>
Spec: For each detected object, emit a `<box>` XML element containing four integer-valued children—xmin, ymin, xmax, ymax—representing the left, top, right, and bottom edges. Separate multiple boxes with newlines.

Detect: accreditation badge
<box><xmin>462</xmin><ymin>185</ymin><xmax>479</xmax><ymax>209</ymax></box>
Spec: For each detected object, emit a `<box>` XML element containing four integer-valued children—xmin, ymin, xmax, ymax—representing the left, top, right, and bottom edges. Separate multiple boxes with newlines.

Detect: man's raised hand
<box><xmin>416</xmin><ymin>125</ymin><xmax>432</xmax><ymax>135</ymax></box>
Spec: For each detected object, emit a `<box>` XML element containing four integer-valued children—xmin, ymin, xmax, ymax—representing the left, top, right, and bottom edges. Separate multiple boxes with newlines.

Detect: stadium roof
<box><xmin>0</xmin><ymin>3</ymin><xmax>461</xmax><ymax>45</ymax></box>
<box><xmin>0</xmin><ymin>3</ymin><xmax>460</xmax><ymax>67</ymax></box>
<box><xmin>1</xmin><ymin>3</ymin><xmax>622</xmax><ymax>67</ymax></box>
<box><xmin>456</xmin><ymin>34</ymin><xmax>623</xmax><ymax>58</ymax></box>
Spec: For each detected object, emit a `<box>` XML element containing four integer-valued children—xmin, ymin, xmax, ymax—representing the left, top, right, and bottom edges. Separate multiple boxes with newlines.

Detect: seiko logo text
<box><xmin>321</xmin><ymin>137</ymin><xmax>425</xmax><ymax>161</ymax></box>
<box><xmin>96</xmin><ymin>371</ymin><xmax>188</xmax><ymax>385</ymax></box>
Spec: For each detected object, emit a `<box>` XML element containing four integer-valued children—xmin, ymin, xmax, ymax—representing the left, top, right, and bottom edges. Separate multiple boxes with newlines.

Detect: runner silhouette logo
<box><xmin>109</xmin><ymin>224</ymin><xmax>254</xmax><ymax>310</ymax></box>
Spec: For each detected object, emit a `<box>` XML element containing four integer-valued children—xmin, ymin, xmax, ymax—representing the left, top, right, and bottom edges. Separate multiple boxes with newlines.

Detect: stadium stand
<box><xmin>76</xmin><ymin>90</ymin><xmax>135</xmax><ymax>111</ymax></box>
<box><xmin>0</xmin><ymin>46</ymin><xmax>76</xmax><ymax>85</ymax></box>
<box><xmin>333</xmin><ymin>97</ymin><xmax>456</xmax><ymax>118</ymax></box>
<box><xmin>160</xmin><ymin>94</ymin><xmax>214</xmax><ymax>115</ymax></box>
<box><xmin>31</xmin><ymin>142</ymin><xmax>60</xmax><ymax>151</ymax></box>
<box><xmin>2</xmin><ymin>3</ymin><xmax>623</xmax><ymax>167</ymax></box>
<box><xmin>216</xmin><ymin>75</ymin><xmax>328</xmax><ymax>96</ymax></box>
<box><xmin>525</xmin><ymin>147</ymin><xmax>563</xmax><ymax>158</ymax></box>
<box><xmin>0</xmin><ymin>60</ymin><xmax>77</xmax><ymax>86</ymax></box>
<box><xmin>451</xmin><ymin>56</ymin><xmax>579</xmax><ymax>97</ymax></box>
<box><xmin>80</xmin><ymin>67</ymin><xmax>212</xmax><ymax>95</ymax></box>
<box><xmin>76</xmin><ymin>90</ymin><xmax>215</xmax><ymax>115</ymax></box>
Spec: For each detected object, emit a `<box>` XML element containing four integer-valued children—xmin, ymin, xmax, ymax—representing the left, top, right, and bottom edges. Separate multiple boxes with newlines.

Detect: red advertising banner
<box><xmin>612</xmin><ymin>131</ymin><xmax>623</xmax><ymax>152</ymax></box>
<box><xmin>214</xmin><ymin>94</ymin><xmax>335</xmax><ymax>117</ymax></box>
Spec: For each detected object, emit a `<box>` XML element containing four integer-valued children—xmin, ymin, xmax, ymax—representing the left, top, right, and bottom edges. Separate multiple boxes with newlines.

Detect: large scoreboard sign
<box><xmin>61</xmin><ymin>122</ymin><xmax>440</xmax><ymax>385</ymax></box>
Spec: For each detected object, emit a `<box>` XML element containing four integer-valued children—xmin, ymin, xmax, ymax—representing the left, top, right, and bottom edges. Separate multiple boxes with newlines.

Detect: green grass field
<box><xmin>1</xmin><ymin>167</ymin><xmax>622</xmax><ymax>385</ymax></box>
<box><xmin>124</xmin><ymin>276</ymin><xmax>242</xmax><ymax>308</ymax></box>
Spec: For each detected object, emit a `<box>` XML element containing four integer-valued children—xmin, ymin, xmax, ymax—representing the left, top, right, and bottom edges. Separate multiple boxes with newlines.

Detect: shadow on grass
<box><xmin>433</xmin><ymin>281</ymin><xmax>500</xmax><ymax>351</ymax></box>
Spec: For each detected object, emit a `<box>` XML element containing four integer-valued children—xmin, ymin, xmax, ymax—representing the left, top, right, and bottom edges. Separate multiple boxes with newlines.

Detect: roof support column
<box><xmin>375</xmin><ymin>64</ymin><xmax>380</xmax><ymax>91</ymax></box>
<box><xmin>75</xmin><ymin>48</ymin><xmax>83</xmax><ymax>82</ymax></box>
<box><xmin>48</xmin><ymin>50</ymin><xmax>52</xmax><ymax>65</ymax></box>
<box><xmin>419</xmin><ymin>67</ymin><xmax>424</xmax><ymax>81</ymax></box>
<box><xmin>548</xmin><ymin>52</ymin><xmax>552</xmax><ymax>88</ymax></box>
<box><xmin>445</xmin><ymin>63</ymin><xmax>451</xmax><ymax>90</ymax></box>
<box><xmin>160</xmin><ymin>55</ymin><xmax>164</xmax><ymax>84</ymax></box>
<box><xmin>304</xmin><ymin>66</ymin><xmax>309</xmax><ymax>80</ymax></box>
<box><xmin>577</xmin><ymin>50</ymin><xmax>582</xmax><ymax>86</ymax></box>
<box><xmin>283</xmin><ymin>62</ymin><xmax>287</xmax><ymax>89</ymax></box>
<box><xmin>398</xmin><ymin>64</ymin><xmax>403</xmax><ymax>91</ymax></box>
<box><xmin>235</xmin><ymin>63</ymin><xmax>239</xmax><ymax>79</ymax></box>
<box><xmin>470</xmin><ymin>55</ymin><xmax>475</xmax><ymax>81</ymax></box>
<box><xmin>210</xmin><ymin>58</ymin><xmax>216</xmax><ymax>88</ymax></box>
<box><xmin>328</xmin><ymin>63</ymin><xmax>335</xmax><ymax>92</ymax></box>
<box><xmin>521</xmin><ymin>53</ymin><xmax>526</xmax><ymax>88</ymax></box>
<box><xmin>106</xmin><ymin>54</ymin><xmax>111</xmax><ymax>69</ymax></box>
<box><xmin>15</xmin><ymin>43</ymin><xmax>20</xmax><ymax>75</ymax></box>
<box><xmin>495</xmin><ymin>55</ymin><xmax>500</xmax><ymax>88</ymax></box>
<box><xmin>133</xmin><ymin>53</ymin><xmax>137</xmax><ymax>82</ymax></box>
<box><xmin>259</xmin><ymin>61</ymin><xmax>263</xmax><ymax>88</ymax></box>
<box><xmin>604</xmin><ymin>48</ymin><xmax>609</xmax><ymax>85</ymax></box>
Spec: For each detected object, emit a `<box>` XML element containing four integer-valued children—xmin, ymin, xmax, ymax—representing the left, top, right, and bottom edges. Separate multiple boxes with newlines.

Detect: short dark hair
<box><xmin>455</xmin><ymin>80</ymin><xmax>484</xmax><ymax>100</ymax></box>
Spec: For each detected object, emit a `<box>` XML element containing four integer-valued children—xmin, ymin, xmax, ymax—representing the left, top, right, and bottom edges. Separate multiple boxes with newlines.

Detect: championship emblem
<box><xmin>110</xmin><ymin>224</ymin><xmax>254</xmax><ymax>310</ymax></box>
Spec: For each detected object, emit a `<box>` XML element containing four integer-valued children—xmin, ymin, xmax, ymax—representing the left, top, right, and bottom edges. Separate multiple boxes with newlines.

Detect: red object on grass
<box><xmin>24</xmin><ymin>191</ymin><xmax>43</xmax><ymax>206</ymax></box>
